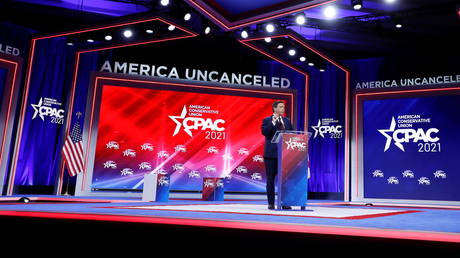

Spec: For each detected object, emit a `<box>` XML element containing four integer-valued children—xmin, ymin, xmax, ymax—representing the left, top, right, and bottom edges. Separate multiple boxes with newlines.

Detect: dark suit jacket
<box><xmin>261</xmin><ymin>115</ymin><xmax>293</xmax><ymax>158</ymax></box>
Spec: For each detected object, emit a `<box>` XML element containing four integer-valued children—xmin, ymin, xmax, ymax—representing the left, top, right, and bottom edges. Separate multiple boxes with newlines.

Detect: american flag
<box><xmin>62</xmin><ymin>121</ymin><xmax>84</xmax><ymax>177</ymax></box>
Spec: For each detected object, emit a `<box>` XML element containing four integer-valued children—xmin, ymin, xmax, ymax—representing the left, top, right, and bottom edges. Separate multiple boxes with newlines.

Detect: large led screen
<box><xmin>90</xmin><ymin>80</ymin><xmax>294</xmax><ymax>192</ymax></box>
<box><xmin>362</xmin><ymin>93</ymin><xmax>460</xmax><ymax>201</ymax></box>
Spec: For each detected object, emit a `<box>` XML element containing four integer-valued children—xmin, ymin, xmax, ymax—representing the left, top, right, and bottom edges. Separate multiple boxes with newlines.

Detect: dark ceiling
<box><xmin>1</xmin><ymin>0</ymin><xmax>459</xmax><ymax>60</ymax></box>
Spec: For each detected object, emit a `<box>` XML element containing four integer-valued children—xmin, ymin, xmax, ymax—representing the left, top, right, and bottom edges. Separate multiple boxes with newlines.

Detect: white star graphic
<box><xmin>378</xmin><ymin>117</ymin><xmax>404</xmax><ymax>152</ymax></box>
<box><xmin>31</xmin><ymin>98</ymin><xmax>45</xmax><ymax>121</ymax></box>
<box><xmin>169</xmin><ymin>106</ymin><xmax>192</xmax><ymax>137</ymax></box>
<box><xmin>311</xmin><ymin>119</ymin><xmax>323</xmax><ymax>138</ymax></box>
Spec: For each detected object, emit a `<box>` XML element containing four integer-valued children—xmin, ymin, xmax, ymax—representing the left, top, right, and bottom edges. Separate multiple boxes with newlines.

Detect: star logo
<box><xmin>31</xmin><ymin>98</ymin><xmax>45</xmax><ymax>121</ymax></box>
<box><xmin>311</xmin><ymin>119</ymin><xmax>324</xmax><ymax>138</ymax></box>
<box><xmin>169</xmin><ymin>106</ymin><xmax>192</xmax><ymax>137</ymax></box>
<box><xmin>378</xmin><ymin>117</ymin><xmax>404</xmax><ymax>152</ymax></box>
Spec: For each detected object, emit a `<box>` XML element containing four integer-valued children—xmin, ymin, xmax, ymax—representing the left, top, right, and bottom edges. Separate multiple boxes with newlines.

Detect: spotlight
<box><xmin>308</xmin><ymin>62</ymin><xmax>314</xmax><ymax>67</ymax></box>
<box><xmin>288</xmin><ymin>49</ymin><xmax>296</xmax><ymax>56</ymax></box>
<box><xmin>168</xmin><ymin>25</ymin><xmax>176</xmax><ymax>31</ymax></box>
<box><xmin>160</xmin><ymin>0</ymin><xmax>170</xmax><ymax>6</ymax></box>
<box><xmin>384</xmin><ymin>0</ymin><xmax>396</xmax><ymax>3</ymax></box>
<box><xmin>123</xmin><ymin>30</ymin><xmax>133</xmax><ymax>38</ymax></box>
<box><xmin>184</xmin><ymin>13</ymin><xmax>192</xmax><ymax>21</ymax></box>
<box><xmin>319</xmin><ymin>68</ymin><xmax>326</xmax><ymax>72</ymax></box>
<box><xmin>240</xmin><ymin>30</ymin><xmax>249</xmax><ymax>39</ymax></box>
<box><xmin>323</xmin><ymin>6</ymin><xmax>337</xmax><ymax>19</ymax></box>
<box><xmin>66</xmin><ymin>42</ymin><xmax>74</xmax><ymax>46</ymax></box>
<box><xmin>86</xmin><ymin>39</ymin><xmax>94</xmax><ymax>43</ymax></box>
<box><xmin>265</xmin><ymin>23</ymin><xmax>275</xmax><ymax>33</ymax></box>
<box><xmin>204</xmin><ymin>26</ymin><xmax>211</xmax><ymax>34</ymax></box>
<box><xmin>18</xmin><ymin>197</ymin><xmax>30</xmax><ymax>203</ymax></box>
<box><xmin>105</xmin><ymin>35</ymin><xmax>112</xmax><ymax>41</ymax></box>
<box><xmin>299</xmin><ymin>56</ymin><xmax>306</xmax><ymax>62</ymax></box>
<box><xmin>146</xmin><ymin>29</ymin><xmax>154</xmax><ymax>34</ymax></box>
<box><xmin>294</xmin><ymin>13</ymin><xmax>307</xmax><ymax>25</ymax></box>
<box><xmin>264</xmin><ymin>37</ymin><xmax>272</xmax><ymax>43</ymax></box>
<box><xmin>395</xmin><ymin>23</ymin><xmax>402</xmax><ymax>28</ymax></box>
<box><xmin>277</xmin><ymin>45</ymin><xmax>284</xmax><ymax>49</ymax></box>
<box><xmin>351</xmin><ymin>0</ymin><xmax>362</xmax><ymax>10</ymax></box>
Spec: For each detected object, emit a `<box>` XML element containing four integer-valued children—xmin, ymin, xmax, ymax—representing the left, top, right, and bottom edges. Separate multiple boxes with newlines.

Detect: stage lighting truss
<box><xmin>238</xmin><ymin>29</ymin><xmax>333</xmax><ymax>74</ymax></box>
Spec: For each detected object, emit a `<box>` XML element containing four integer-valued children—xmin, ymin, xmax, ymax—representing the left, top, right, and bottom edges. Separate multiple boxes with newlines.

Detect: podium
<box><xmin>272</xmin><ymin>131</ymin><xmax>311</xmax><ymax>210</ymax></box>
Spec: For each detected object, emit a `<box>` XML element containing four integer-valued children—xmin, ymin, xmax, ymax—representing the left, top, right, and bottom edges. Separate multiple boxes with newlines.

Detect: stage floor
<box><xmin>1</xmin><ymin>195</ymin><xmax>460</xmax><ymax>248</ymax></box>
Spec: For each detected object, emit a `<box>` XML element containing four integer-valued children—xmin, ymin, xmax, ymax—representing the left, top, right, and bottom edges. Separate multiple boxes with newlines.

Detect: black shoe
<box><xmin>268</xmin><ymin>205</ymin><xmax>275</xmax><ymax>210</ymax></box>
<box><xmin>281</xmin><ymin>206</ymin><xmax>292</xmax><ymax>210</ymax></box>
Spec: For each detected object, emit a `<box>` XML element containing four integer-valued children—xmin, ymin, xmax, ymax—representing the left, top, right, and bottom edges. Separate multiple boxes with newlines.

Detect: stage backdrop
<box><xmin>362</xmin><ymin>93</ymin><xmax>460</xmax><ymax>202</ymax></box>
<box><xmin>89</xmin><ymin>78</ymin><xmax>295</xmax><ymax>192</ymax></box>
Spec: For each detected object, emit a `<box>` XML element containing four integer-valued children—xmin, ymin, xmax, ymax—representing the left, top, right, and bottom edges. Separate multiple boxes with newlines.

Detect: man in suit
<box><xmin>261</xmin><ymin>100</ymin><xmax>293</xmax><ymax>210</ymax></box>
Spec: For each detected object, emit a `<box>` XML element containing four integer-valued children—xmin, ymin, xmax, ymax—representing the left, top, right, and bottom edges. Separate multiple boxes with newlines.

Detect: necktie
<box><xmin>279</xmin><ymin>117</ymin><xmax>285</xmax><ymax>130</ymax></box>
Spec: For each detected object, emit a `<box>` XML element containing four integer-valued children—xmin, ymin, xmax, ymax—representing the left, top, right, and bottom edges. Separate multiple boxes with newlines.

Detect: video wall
<box><xmin>90</xmin><ymin>79</ymin><xmax>294</xmax><ymax>192</ymax></box>
<box><xmin>361</xmin><ymin>91</ymin><xmax>460</xmax><ymax>202</ymax></box>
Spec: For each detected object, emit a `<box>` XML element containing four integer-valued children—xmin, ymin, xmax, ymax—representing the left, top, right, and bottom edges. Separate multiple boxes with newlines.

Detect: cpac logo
<box><xmin>123</xmin><ymin>149</ymin><xmax>136</xmax><ymax>157</ymax></box>
<box><xmin>207</xmin><ymin>146</ymin><xmax>219</xmax><ymax>154</ymax></box>
<box><xmin>387</xmin><ymin>176</ymin><xmax>399</xmax><ymax>184</ymax></box>
<box><xmin>169</xmin><ymin>106</ymin><xmax>225</xmax><ymax>137</ymax></box>
<box><xmin>372</xmin><ymin>170</ymin><xmax>384</xmax><ymax>178</ymax></box>
<box><xmin>157</xmin><ymin>150</ymin><xmax>170</xmax><ymax>158</ymax></box>
<box><xmin>158</xmin><ymin>176</ymin><xmax>169</xmax><ymax>186</ymax></box>
<box><xmin>188</xmin><ymin>170</ymin><xmax>200</xmax><ymax>178</ymax></box>
<box><xmin>120</xmin><ymin>168</ymin><xmax>134</xmax><ymax>176</ymax></box>
<box><xmin>138</xmin><ymin>162</ymin><xmax>152</xmax><ymax>170</ymax></box>
<box><xmin>402</xmin><ymin>170</ymin><xmax>415</xmax><ymax>178</ymax></box>
<box><xmin>31</xmin><ymin>98</ymin><xmax>65</xmax><ymax>121</ymax></box>
<box><xmin>251</xmin><ymin>173</ymin><xmax>262</xmax><ymax>181</ymax></box>
<box><xmin>434</xmin><ymin>170</ymin><xmax>447</xmax><ymax>178</ymax></box>
<box><xmin>236</xmin><ymin>166</ymin><xmax>248</xmax><ymax>174</ymax></box>
<box><xmin>157</xmin><ymin>168</ymin><xmax>168</xmax><ymax>175</ymax></box>
<box><xmin>311</xmin><ymin>119</ymin><xmax>342</xmax><ymax>138</ymax></box>
<box><xmin>140</xmin><ymin>143</ymin><xmax>154</xmax><ymax>151</ymax></box>
<box><xmin>172</xmin><ymin>163</ymin><xmax>185</xmax><ymax>172</ymax></box>
<box><xmin>103</xmin><ymin>160</ymin><xmax>117</xmax><ymax>169</ymax></box>
<box><xmin>204</xmin><ymin>179</ymin><xmax>215</xmax><ymax>188</ymax></box>
<box><xmin>205</xmin><ymin>165</ymin><xmax>216</xmax><ymax>173</ymax></box>
<box><xmin>221</xmin><ymin>154</ymin><xmax>234</xmax><ymax>161</ymax></box>
<box><xmin>379</xmin><ymin>117</ymin><xmax>440</xmax><ymax>152</ymax></box>
<box><xmin>175</xmin><ymin>145</ymin><xmax>187</xmax><ymax>153</ymax></box>
<box><xmin>252</xmin><ymin>155</ymin><xmax>264</xmax><ymax>162</ymax></box>
<box><xmin>418</xmin><ymin>177</ymin><xmax>431</xmax><ymax>185</ymax></box>
<box><xmin>238</xmin><ymin>148</ymin><xmax>249</xmax><ymax>155</ymax></box>
<box><xmin>106</xmin><ymin>141</ymin><xmax>120</xmax><ymax>150</ymax></box>
<box><xmin>285</xmin><ymin>138</ymin><xmax>307</xmax><ymax>151</ymax></box>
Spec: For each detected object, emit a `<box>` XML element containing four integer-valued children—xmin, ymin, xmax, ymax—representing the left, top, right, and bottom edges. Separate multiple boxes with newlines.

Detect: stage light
<box><xmin>277</xmin><ymin>45</ymin><xmax>284</xmax><ymax>49</ymax></box>
<box><xmin>395</xmin><ymin>23</ymin><xmax>402</xmax><ymax>28</ymax></box>
<box><xmin>18</xmin><ymin>197</ymin><xmax>30</xmax><ymax>203</ymax></box>
<box><xmin>160</xmin><ymin>0</ymin><xmax>170</xmax><ymax>6</ymax></box>
<box><xmin>384</xmin><ymin>0</ymin><xmax>396</xmax><ymax>3</ymax></box>
<box><xmin>66</xmin><ymin>42</ymin><xmax>74</xmax><ymax>46</ymax></box>
<box><xmin>146</xmin><ymin>29</ymin><xmax>154</xmax><ymax>34</ymax></box>
<box><xmin>295</xmin><ymin>13</ymin><xmax>307</xmax><ymax>25</ymax></box>
<box><xmin>168</xmin><ymin>25</ymin><xmax>176</xmax><ymax>31</ymax></box>
<box><xmin>105</xmin><ymin>35</ymin><xmax>112</xmax><ymax>41</ymax></box>
<box><xmin>323</xmin><ymin>6</ymin><xmax>337</xmax><ymax>19</ymax></box>
<box><xmin>308</xmin><ymin>62</ymin><xmax>314</xmax><ymax>66</ymax></box>
<box><xmin>288</xmin><ymin>49</ymin><xmax>296</xmax><ymax>56</ymax></box>
<box><xmin>184</xmin><ymin>13</ymin><xmax>192</xmax><ymax>21</ymax></box>
<box><xmin>86</xmin><ymin>39</ymin><xmax>94</xmax><ymax>43</ymax></box>
<box><xmin>123</xmin><ymin>30</ymin><xmax>133</xmax><ymax>38</ymax></box>
<box><xmin>319</xmin><ymin>68</ymin><xmax>326</xmax><ymax>72</ymax></box>
<box><xmin>204</xmin><ymin>26</ymin><xmax>211</xmax><ymax>34</ymax></box>
<box><xmin>264</xmin><ymin>37</ymin><xmax>272</xmax><ymax>43</ymax></box>
<box><xmin>299</xmin><ymin>56</ymin><xmax>306</xmax><ymax>62</ymax></box>
<box><xmin>351</xmin><ymin>0</ymin><xmax>362</xmax><ymax>10</ymax></box>
<box><xmin>240</xmin><ymin>30</ymin><xmax>249</xmax><ymax>39</ymax></box>
<box><xmin>265</xmin><ymin>23</ymin><xmax>275</xmax><ymax>33</ymax></box>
